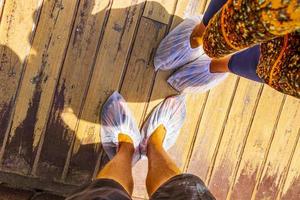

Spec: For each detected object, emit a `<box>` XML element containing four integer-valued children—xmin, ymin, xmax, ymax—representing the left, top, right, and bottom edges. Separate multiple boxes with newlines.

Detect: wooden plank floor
<box><xmin>0</xmin><ymin>0</ymin><xmax>299</xmax><ymax>199</ymax></box>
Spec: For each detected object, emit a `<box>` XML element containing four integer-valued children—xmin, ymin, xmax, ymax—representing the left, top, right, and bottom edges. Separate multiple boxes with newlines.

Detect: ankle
<box><xmin>118</xmin><ymin>134</ymin><xmax>135</xmax><ymax>155</ymax></box>
<box><xmin>190</xmin><ymin>22</ymin><xmax>206</xmax><ymax>48</ymax></box>
<box><xmin>147</xmin><ymin>125</ymin><xmax>166</xmax><ymax>153</ymax></box>
<box><xmin>210</xmin><ymin>56</ymin><xmax>231</xmax><ymax>73</ymax></box>
<box><xmin>118</xmin><ymin>143</ymin><xmax>135</xmax><ymax>160</ymax></box>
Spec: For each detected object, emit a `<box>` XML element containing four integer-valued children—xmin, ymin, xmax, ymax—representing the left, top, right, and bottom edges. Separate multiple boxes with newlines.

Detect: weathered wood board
<box><xmin>2</xmin><ymin>0</ymin><xmax>79</xmax><ymax>175</ymax></box>
<box><xmin>227</xmin><ymin>87</ymin><xmax>285</xmax><ymax>200</ymax></box>
<box><xmin>0</xmin><ymin>0</ymin><xmax>42</xmax><ymax>167</ymax></box>
<box><xmin>206</xmin><ymin>79</ymin><xmax>262</xmax><ymax>200</ymax></box>
<box><xmin>187</xmin><ymin>75</ymin><xmax>239</xmax><ymax>181</ymax></box>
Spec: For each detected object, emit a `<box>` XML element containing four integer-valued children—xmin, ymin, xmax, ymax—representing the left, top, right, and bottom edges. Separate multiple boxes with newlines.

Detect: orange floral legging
<box><xmin>202</xmin><ymin>0</ymin><xmax>300</xmax><ymax>98</ymax></box>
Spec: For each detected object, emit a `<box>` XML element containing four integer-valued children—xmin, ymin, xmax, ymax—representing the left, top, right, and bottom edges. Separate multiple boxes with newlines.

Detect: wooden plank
<box><xmin>252</xmin><ymin>96</ymin><xmax>300</xmax><ymax>200</ymax></box>
<box><xmin>2</xmin><ymin>0</ymin><xmax>79</xmax><ymax>175</ymax></box>
<box><xmin>0</xmin><ymin>0</ymin><xmax>41</xmax><ymax>159</ymax></box>
<box><xmin>66</xmin><ymin>0</ymin><xmax>146</xmax><ymax>185</ymax></box>
<box><xmin>186</xmin><ymin>75</ymin><xmax>238</xmax><ymax>180</ymax></box>
<box><xmin>279</xmin><ymin>129</ymin><xmax>300</xmax><ymax>200</ymax></box>
<box><xmin>227</xmin><ymin>87</ymin><xmax>285</xmax><ymax>200</ymax></box>
<box><xmin>143</xmin><ymin>0</ymin><xmax>177</xmax><ymax>24</ymax></box>
<box><xmin>206</xmin><ymin>78</ymin><xmax>262</xmax><ymax>200</ymax></box>
<box><xmin>35</xmin><ymin>0</ymin><xmax>112</xmax><ymax>181</ymax></box>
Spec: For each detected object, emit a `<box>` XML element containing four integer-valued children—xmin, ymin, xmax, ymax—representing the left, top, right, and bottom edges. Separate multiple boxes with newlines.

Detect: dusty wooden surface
<box><xmin>0</xmin><ymin>0</ymin><xmax>299</xmax><ymax>199</ymax></box>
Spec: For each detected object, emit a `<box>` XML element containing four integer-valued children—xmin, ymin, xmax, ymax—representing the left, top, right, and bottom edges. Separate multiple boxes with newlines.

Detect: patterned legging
<box><xmin>201</xmin><ymin>0</ymin><xmax>300</xmax><ymax>98</ymax></box>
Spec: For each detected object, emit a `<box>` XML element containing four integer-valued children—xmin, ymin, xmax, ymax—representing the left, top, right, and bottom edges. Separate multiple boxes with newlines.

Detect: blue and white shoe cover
<box><xmin>140</xmin><ymin>95</ymin><xmax>186</xmax><ymax>156</ymax></box>
<box><xmin>101</xmin><ymin>91</ymin><xmax>141</xmax><ymax>165</ymax></box>
<box><xmin>168</xmin><ymin>54</ymin><xmax>228</xmax><ymax>94</ymax></box>
<box><xmin>154</xmin><ymin>15</ymin><xmax>203</xmax><ymax>71</ymax></box>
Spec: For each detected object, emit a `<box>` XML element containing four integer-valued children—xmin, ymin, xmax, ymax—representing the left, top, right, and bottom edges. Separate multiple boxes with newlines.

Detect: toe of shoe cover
<box><xmin>141</xmin><ymin>95</ymin><xmax>186</xmax><ymax>155</ymax></box>
<box><xmin>154</xmin><ymin>15</ymin><xmax>203</xmax><ymax>71</ymax></box>
<box><xmin>101</xmin><ymin>91</ymin><xmax>141</xmax><ymax>164</ymax></box>
<box><xmin>168</xmin><ymin>54</ymin><xmax>228</xmax><ymax>94</ymax></box>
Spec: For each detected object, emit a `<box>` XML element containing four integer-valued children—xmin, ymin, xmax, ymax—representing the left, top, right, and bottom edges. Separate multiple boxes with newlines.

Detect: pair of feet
<box><xmin>101</xmin><ymin>92</ymin><xmax>186</xmax><ymax>164</ymax></box>
<box><xmin>154</xmin><ymin>15</ymin><xmax>228</xmax><ymax>93</ymax></box>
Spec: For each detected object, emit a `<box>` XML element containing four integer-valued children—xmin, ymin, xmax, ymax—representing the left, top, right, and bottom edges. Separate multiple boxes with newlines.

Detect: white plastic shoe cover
<box><xmin>141</xmin><ymin>95</ymin><xmax>186</xmax><ymax>155</ymax></box>
<box><xmin>101</xmin><ymin>91</ymin><xmax>141</xmax><ymax>164</ymax></box>
<box><xmin>167</xmin><ymin>54</ymin><xmax>228</xmax><ymax>94</ymax></box>
<box><xmin>154</xmin><ymin>15</ymin><xmax>203</xmax><ymax>71</ymax></box>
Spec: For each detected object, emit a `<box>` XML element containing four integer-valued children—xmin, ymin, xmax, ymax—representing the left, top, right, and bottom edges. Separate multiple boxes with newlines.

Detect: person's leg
<box><xmin>202</xmin><ymin>0</ymin><xmax>227</xmax><ymax>27</ymax></box>
<box><xmin>141</xmin><ymin>96</ymin><xmax>216</xmax><ymax>199</ymax></box>
<box><xmin>227</xmin><ymin>45</ymin><xmax>262</xmax><ymax>82</ymax></box>
<box><xmin>146</xmin><ymin>125</ymin><xmax>181</xmax><ymax>196</ymax></box>
<box><xmin>66</xmin><ymin>133</ymin><xmax>134</xmax><ymax>200</ymax></box>
<box><xmin>167</xmin><ymin>45</ymin><xmax>262</xmax><ymax>94</ymax></box>
<box><xmin>153</xmin><ymin>0</ymin><xmax>228</xmax><ymax>71</ymax></box>
<box><xmin>67</xmin><ymin>92</ymin><xmax>142</xmax><ymax>200</ymax></box>
<box><xmin>145</xmin><ymin>125</ymin><xmax>216</xmax><ymax>200</ymax></box>
<box><xmin>201</xmin><ymin>0</ymin><xmax>300</xmax><ymax>58</ymax></box>
<box><xmin>210</xmin><ymin>45</ymin><xmax>263</xmax><ymax>83</ymax></box>
<box><xmin>97</xmin><ymin>134</ymin><xmax>135</xmax><ymax>195</ymax></box>
<box><xmin>189</xmin><ymin>0</ymin><xmax>263</xmax><ymax>83</ymax></box>
<box><xmin>190</xmin><ymin>0</ymin><xmax>227</xmax><ymax>48</ymax></box>
<box><xmin>256</xmin><ymin>32</ymin><xmax>300</xmax><ymax>98</ymax></box>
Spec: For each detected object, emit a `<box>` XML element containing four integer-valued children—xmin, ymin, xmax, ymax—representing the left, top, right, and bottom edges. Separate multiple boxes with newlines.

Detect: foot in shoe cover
<box><xmin>140</xmin><ymin>95</ymin><xmax>186</xmax><ymax>156</ymax></box>
<box><xmin>168</xmin><ymin>54</ymin><xmax>228</xmax><ymax>94</ymax></box>
<box><xmin>101</xmin><ymin>91</ymin><xmax>142</xmax><ymax>164</ymax></box>
<box><xmin>154</xmin><ymin>15</ymin><xmax>204</xmax><ymax>71</ymax></box>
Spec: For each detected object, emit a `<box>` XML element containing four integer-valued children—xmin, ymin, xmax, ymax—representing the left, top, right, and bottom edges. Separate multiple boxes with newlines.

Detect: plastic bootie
<box><xmin>154</xmin><ymin>15</ymin><xmax>203</xmax><ymax>71</ymax></box>
<box><xmin>140</xmin><ymin>95</ymin><xmax>186</xmax><ymax>156</ymax></box>
<box><xmin>168</xmin><ymin>54</ymin><xmax>228</xmax><ymax>94</ymax></box>
<box><xmin>101</xmin><ymin>91</ymin><xmax>141</xmax><ymax>165</ymax></box>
